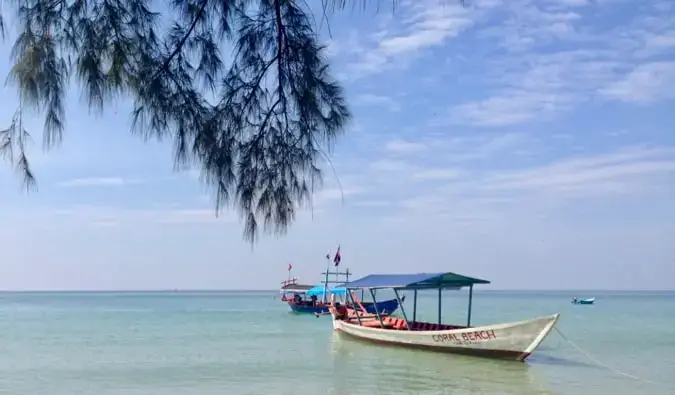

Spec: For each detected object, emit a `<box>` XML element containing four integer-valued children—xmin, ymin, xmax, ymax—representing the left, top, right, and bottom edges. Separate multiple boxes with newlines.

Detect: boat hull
<box><xmin>572</xmin><ymin>298</ymin><xmax>595</xmax><ymax>305</ymax></box>
<box><xmin>289</xmin><ymin>298</ymin><xmax>400</xmax><ymax>315</ymax></box>
<box><xmin>332</xmin><ymin>313</ymin><xmax>560</xmax><ymax>362</ymax></box>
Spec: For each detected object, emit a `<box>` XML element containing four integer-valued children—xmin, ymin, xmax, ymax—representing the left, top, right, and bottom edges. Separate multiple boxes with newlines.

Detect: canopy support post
<box><xmin>412</xmin><ymin>289</ymin><xmax>418</xmax><ymax>322</ymax></box>
<box><xmin>347</xmin><ymin>289</ymin><xmax>363</xmax><ymax>326</ymax></box>
<box><xmin>393</xmin><ymin>289</ymin><xmax>411</xmax><ymax>330</ymax></box>
<box><xmin>438</xmin><ymin>287</ymin><xmax>442</xmax><ymax>325</ymax></box>
<box><xmin>467</xmin><ymin>284</ymin><xmax>473</xmax><ymax>327</ymax></box>
<box><xmin>369</xmin><ymin>288</ymin><xmax>385</xmax><ymax>328</ymax></box>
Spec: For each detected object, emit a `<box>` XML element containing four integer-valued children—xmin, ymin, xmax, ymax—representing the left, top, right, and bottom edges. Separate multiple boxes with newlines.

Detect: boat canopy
<box><xmin>339</xmin><ymin>272</ymin><xmax>490</xmax><ymax>290</ymax></box>
<box><xmin>305</xmin><ymin>285</ymin><xmax>347</xmax><ymax>297</ymax></box>
<box><xmin>280</xmin><ymin>283</ymin><xmax>314</xmax><ymax>293</ymax></box>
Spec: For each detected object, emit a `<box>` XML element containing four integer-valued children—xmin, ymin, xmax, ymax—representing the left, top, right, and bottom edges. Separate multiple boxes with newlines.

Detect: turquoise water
<box><xmin>1</xmin><ymin>290</ymin><xmax>674</xmax><ymax>394</ymax></box>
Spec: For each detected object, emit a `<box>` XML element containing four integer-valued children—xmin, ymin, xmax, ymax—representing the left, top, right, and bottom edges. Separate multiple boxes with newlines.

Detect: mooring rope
<box><xmin>554</xmin><ymin>327</ymin><xmax>662</xmax><ymax>385</ymax></box>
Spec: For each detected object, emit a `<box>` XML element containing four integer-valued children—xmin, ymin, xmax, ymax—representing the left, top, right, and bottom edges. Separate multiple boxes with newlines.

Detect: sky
<box><xmin>0</xmin><ymin>0</ymin><xmax>673</xmax><ymax>291</ymax></box>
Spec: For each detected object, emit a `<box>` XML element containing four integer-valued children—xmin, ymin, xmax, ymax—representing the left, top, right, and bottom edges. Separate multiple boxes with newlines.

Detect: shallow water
<box><xmin>0</xmin><ymin>290</ymin><xmax>673</xmax><ymax>394</ymax></box>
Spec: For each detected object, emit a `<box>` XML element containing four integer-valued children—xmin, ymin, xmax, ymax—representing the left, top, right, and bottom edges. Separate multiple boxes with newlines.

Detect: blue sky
<box><xmin>0</xmin><ymin>0</ymin><xmax>673</xmax><ymax>291</ymax></box>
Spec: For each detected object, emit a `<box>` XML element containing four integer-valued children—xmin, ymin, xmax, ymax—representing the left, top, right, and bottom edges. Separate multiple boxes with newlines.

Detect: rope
<box><xmin>554</xmin><ymin>327</ymin><xmax>660</xmax><ymax>385</ymax></box>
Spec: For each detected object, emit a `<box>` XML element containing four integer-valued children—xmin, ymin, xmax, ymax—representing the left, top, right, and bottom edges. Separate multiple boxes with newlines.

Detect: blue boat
<box><xmin>281</xmin><ymin>250</ymin><xmax>402</xmax><ymax>316</ymax></box>
<box><xmin>571</xmin><ymin>297</ymin><xmax>595</xmax><ymax>305</ymax></box>
<box><xmin>287</xmin><ymin>285</ymin><xmax>401</xmax><ymax>315</ymax></box>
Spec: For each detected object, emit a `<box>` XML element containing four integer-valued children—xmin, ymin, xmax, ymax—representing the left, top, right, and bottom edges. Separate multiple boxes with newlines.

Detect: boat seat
<box><xmin>411</xmin><ymin>322</ymin><xmax>436</xmax><ymax>331</ymax></box>
<box><xmin>367</xmin><ymin>318</ymin><xmax>467</xmax><ymax>331</ymax></box>
<box><xmin>381</xmin><ymin>316</ymin><xmax>407</xmax><ymax>329</ymax></box>
<box><xmin>360</xmin><ymin>319</ymin><xmax>391</xmax><ymax>328</ymax></box>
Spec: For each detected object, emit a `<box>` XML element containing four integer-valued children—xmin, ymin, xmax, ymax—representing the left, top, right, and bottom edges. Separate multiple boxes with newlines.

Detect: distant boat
<box><xmin>279</xmin><ymin>277</ymin><xmax>314</xmax><ymax>302</ymax></box>
<box><xmin>571</xmin><ymin>297</ymin><xmax>595</xmax><ymax>305</ymax></box>
<box><xmin>288</xmin><ymin>285</ymin><xmax>401</xmax><ymax>315</ymax></box>
<box><xmin>279</xmin><ymin>266</ymin><xmax>400</xmax><ymax>315</ymax></box>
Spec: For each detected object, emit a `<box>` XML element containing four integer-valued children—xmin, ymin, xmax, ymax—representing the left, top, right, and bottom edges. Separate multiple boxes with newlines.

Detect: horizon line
<box><xmin>0</xmin><ymin>288</ymin><xmax>673</xmax><ymax>293</ymax></box>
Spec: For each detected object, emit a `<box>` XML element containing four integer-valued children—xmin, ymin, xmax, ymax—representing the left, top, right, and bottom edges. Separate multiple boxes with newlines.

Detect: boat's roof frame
<box><xmin>280</xmin><ymin>283</ymin><xmax>314</xmax><ymax>292</ymax></box>
<box><xmin>339</xmin><ymin>272</ymin><xmax>490</xmax><ymax>290</ymax></box>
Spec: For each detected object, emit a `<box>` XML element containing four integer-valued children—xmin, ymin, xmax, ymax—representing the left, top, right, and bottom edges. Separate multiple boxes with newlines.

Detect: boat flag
<box><xmin>333</xmin><ymin>245</ymin><xmax>341</xmax><ymax>266</ymax></box>
<box><xmin>288</xmin><ymin>263</ymin><xmax>292</xmax><ymax>272</ymax></box>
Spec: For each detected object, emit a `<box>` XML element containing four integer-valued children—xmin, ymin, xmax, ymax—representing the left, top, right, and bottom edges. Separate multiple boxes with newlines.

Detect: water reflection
<box><xmin>529</xmin><ymin>352</ymin><xmax>597</xmax><ymax>369</ymax></box>
<box><xmin>328</xmin><ymin>332</ymin><xmax>557</xmax><ymax>395</ymax></box>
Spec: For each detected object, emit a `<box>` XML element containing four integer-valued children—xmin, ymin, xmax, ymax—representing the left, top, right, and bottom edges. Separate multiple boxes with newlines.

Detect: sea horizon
<box><xmin>1</xmin><ymin>288</ymin><xmax>673</xmax><ymax>293</ymax></box>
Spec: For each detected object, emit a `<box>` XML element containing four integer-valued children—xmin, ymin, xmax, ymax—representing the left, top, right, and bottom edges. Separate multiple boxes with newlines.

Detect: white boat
<box><xmin>329</xmin><ymin>272</ymin><xmax>560</xmax><ymax>362</ymax></box>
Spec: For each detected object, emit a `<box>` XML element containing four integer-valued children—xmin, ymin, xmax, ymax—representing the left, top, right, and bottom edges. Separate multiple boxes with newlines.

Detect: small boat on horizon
<box><xmin>571</xmin><ymin>297</ymin><xmax>595</xmax><ymax>305</ymax></box>
<box><xmin>328</xmin><ymin>272</ymin><xmax>560</xmax><ymax>362</ymax></box>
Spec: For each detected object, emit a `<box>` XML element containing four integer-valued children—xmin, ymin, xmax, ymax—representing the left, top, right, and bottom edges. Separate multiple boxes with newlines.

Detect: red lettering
<box><xmin>432</xmin><ymin>333</ymin><xmax>462</xmax><ymax>343</ymax></box>
<box><xmin>455</xmin><ymin>330</ymin><xmax>498</xmax><ymax>343</ymax></box>
<box><xmin>433</xmin><ymin>331</ymin><xmax>497</xmax><ymax>343</ymax></box>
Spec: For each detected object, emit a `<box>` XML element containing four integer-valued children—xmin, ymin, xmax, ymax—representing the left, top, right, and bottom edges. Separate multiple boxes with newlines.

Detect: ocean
<box><xmin>0</xmin><ymin>290</ymin><xmax>673</xmax><ymax>394</ymax></box>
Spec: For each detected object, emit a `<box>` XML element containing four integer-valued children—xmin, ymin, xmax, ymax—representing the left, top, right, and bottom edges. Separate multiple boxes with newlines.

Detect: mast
<box><xmin>322</xmin><ymin>253</ymin><xmax>330</xmax><ymax>304</ymax></box>
<box><xmin>320</xmin><ymin>246</ymin><xmax>350</xmax><ymax>304</ymax></box>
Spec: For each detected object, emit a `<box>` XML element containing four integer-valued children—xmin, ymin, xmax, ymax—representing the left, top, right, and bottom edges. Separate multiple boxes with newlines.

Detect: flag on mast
<box><xmin>288</xmin><ymin>263</ymin><xmax>292</xmax><ymax>272</ymax></box>
<box><xmin>333</xmin><ymin>245</ymin><xmax>342</xmax><ymax>266</ymax></box>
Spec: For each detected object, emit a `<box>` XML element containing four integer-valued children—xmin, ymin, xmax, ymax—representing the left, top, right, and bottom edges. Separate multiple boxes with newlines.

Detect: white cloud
<box><xmin>367</xmin><ymin>144</ymin><xmax>675</xmax><ymax>223</ymax></box>
<box><xmin>599</xmin><ymin>62</ymin><xmax>675</xmax><ymax>103</ymax></box>
<box><xmin>512</xmin><ymin>146</ymin><xmax>672</xmax><ymax>190</ymax></box>
<box><xmin>424</xmin><ymin>133</ymin><xmax>533</xmax><ymax>161</ymax></box>
<box><xmin>58</xmin><ymin>177</ymin><xmax>141</xmax><ymax>187</ymax></box>
<box><xmin>369</xmin><ymin>159</ymin><xmax>413</xmax><ymax>173</ymax></box>
<box><xmin>486</xmin><ymin>158</ymin><xmax>675</xmax><ymax>194</ymax></box>
<box><xmin>353</xmin><ymin>93</ymin><xmax>400</xmax><ymax>112</ymax></box>
<box><xmin>643</xmin><ymin>32</ymin><xmax>675</xmax><ymax>54</ymax></box>
<box><xmin>383</xmin><ymin>139</ymin><xmax>427</xmax><ymax>154</ymax></box>
<box><xmin>447</xmin><ymin>47</ymin><xmax>628</xmax><ymax>126</ymax></box>
<box><xmin>444</xmin><ymin>2</ymin><xmax>675</xmax><ymax>126</ymax></box>
<box><xmin>450</xmin><ymin>91</ymin><xmax>569</xmax><ymax>126</ymax></box>
<box><xmin>412</xmin><ymin>168</ymin><xmax>462</xmax><ymax>180</ymax></box>
<box><xmin>546</xmin><ymin>0</ymin><xmax>589</xmax><ymax>6</ymax></box>
<box><xmin>345</xmin><ymin>133</ymin><xmax>532</xmax><ymax>196</ymax></box>
<box><xmin>47</xmin><ymin>205</ymin><xmax>236</xmax><ymax>225</ymax></box>
<box><xmin>156</xmin><ymin>209</ymin><xmax>232</xmax><ymax>224</ymax></box>
<box><xmin>313</xmin><ymin>187</ymin><xmax>362</xmax><ymax>207</ymax></box>
<box><xmin>378</xmin><ymin>5</ymin><xmax>471</xmax><ymax>55</ymax></box>
<box><xmin>352</xmin><ymin>200</ymin><xmax>393</xmax><ymax>207</ymax></box>
<box><xmin>345</xmin><ymin>0</ymin><xmax>483</xmax><ymax>75</ymax></box>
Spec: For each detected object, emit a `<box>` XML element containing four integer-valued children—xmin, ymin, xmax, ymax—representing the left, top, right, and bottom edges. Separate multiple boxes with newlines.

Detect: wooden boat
<box><xmin>288</xmin><ymin>285</ymin><xmax>400</xmax><ymax>315</ymax></box>
<box><xmin>328</xmin><ymin>272</ymin><xmax>560</xmax><ymax>362</ymax></box>
<box><xmin>281</xmin><ymin>260</ymin><xmax>401</xmax><ymax>315</ymax></box>
<box><xmin>571</xmin><ymin>297</ymin><xmax>595</xmax><ymax>305</ymax></box>
<box><xmin>279</xmin><ymin>277</ymin><xmax>314</xmax><ymax>302</ymax></box>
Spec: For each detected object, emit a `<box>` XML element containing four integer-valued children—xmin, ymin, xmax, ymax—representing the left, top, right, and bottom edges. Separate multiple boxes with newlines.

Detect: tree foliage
<box><xmin>0</xmin><ymin>0</ymin><xmax>357</xmax><ymax>243</ymax></box>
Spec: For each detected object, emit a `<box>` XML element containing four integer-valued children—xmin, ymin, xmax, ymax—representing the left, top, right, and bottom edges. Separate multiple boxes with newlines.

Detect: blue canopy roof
<box><xmin>305</xmin><ymin>285</ymin><xmax>347</xmax><ymax>297</ymax></box>
<box><xmin>339</xmin><ymin>272</ymin><xmax>490</xmax><ymax>290</ymax></box>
